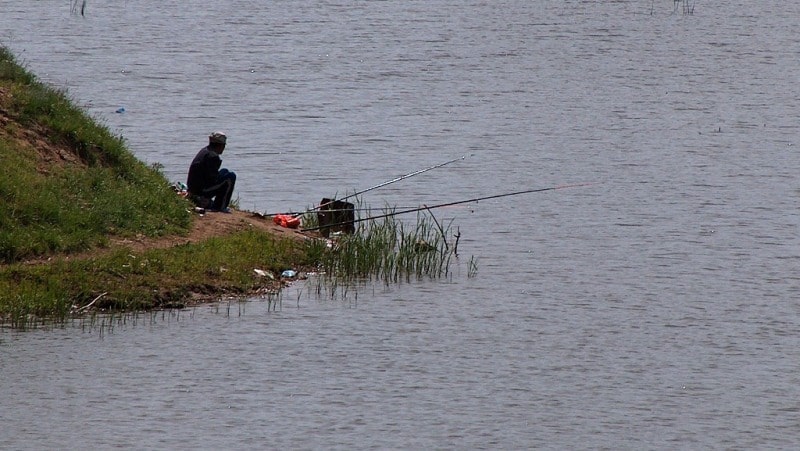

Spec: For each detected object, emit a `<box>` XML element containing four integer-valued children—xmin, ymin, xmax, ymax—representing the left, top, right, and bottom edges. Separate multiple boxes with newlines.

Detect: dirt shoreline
<box><xmin>110</xmin><ymin>208</ymin><xmax>311</xmax><ymax>252</ymax></box>
<box><xmin>10</xmin><ymin>208</ymin><xmax>312</xmax><ymax>268</ymax></box>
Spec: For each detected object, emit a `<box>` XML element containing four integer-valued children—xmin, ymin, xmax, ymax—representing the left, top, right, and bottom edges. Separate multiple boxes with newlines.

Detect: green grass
<box><xmin>0</xmin><ymin>46</ymin><xmax>192</xmax><ymax>264</ymax></box>
<box><xmin>1</xmin><ymin>229</ymin><xmax>318</xmax><ymax>328</ymax></box>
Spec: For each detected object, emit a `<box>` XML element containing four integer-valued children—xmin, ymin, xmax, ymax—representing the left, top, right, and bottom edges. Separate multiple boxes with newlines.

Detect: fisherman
<box><xmin>187</xmin><ymin>131</ymin><xmax>236</xmax><ymax>213</ymax></box>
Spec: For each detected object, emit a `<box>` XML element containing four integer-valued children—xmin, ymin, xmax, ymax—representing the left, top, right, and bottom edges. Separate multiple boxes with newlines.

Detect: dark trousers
<box><xmin>196</xmin><ymin>169</ymin><xmax>236</xmax><ymax>210</ymax></box>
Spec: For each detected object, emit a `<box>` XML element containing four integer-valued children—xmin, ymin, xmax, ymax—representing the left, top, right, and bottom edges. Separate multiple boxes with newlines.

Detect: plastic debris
<box><xmin>281</xmin><ymin>270</ymin><xmax>297</xmax><ymax>278</ymax></box>
<box><xmin>115</xmin><ymin>107</ymin><xmax>125</xmax><ymax>113</ymax></box>
<box><xmin>254</xmin><ymin>269</ymin><xmax>275</xmax><ymax>279</ymax></box>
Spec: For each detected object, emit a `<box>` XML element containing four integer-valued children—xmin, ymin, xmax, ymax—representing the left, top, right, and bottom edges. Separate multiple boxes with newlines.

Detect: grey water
<box><xmin>2</xmin><ymin>0</ymin><xmax>800</xmax><ymax>448</ymax></box>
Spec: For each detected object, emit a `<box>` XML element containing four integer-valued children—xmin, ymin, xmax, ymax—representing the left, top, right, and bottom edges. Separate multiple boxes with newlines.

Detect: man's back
<box><xmin>187</xmin><ymin>146</ymin><xmax>221</xmax><ymax>194</ymax></box>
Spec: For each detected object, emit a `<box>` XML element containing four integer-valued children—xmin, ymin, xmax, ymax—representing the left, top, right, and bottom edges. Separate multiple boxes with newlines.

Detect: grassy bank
<box><xmin>1</xmin><ymin>230</ymin><xmax>322</xmax><ymax>327</ymax></box>
<box><xmin>0</xmin><ymin>47</ymin><xmax>191</xmax><ymax>263</ymax></box>
<box><xmin>0</xmin><ymin>46</ymin><xmax>464</xmax><ymax>327</ymax></box>
<box><xmin>0</xmin><ymin>47</ymin><xmax>320</xmax><ymax>325</ymax></box>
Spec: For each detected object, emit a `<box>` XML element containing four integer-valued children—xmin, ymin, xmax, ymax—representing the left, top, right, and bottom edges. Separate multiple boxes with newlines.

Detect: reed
<box><xmin>70</xmin><ymin>0</ymin><xmax>87</xmax><ymax>17</ymax></box>
<box><xmin>312</xmin><ymin>205</ymin><xmax>457</xmax><ymax>297</ymax></box>
<box><xmin>674</xmin><ymin>0</ymin><xmax>695</xmax><ymax>15</ymax></box>
<box><xmin>467</xmin><ymin>256</ymin><xmax>479</xmax><ymax>278</ymax></box>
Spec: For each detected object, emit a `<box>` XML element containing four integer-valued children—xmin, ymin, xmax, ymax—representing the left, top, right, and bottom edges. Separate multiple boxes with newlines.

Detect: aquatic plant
<box><xmin>467</xmin><ymin>256</ymin><xmax>479</xmax><ymax>279</ymax></box>
<box><xmin>70</xmin><ymin>0</ymin><xmax>87</xmax><ymax>17</ymax></box>
<box><xmin>650</xmin><ymin>0</ymin><xmax>696</xmax><ymax>15</ymax></box>
<box><xmin>674</xmin><ymin>0</ymin><xmax>695</xmax><ymax>15</ymax></box>
<box><xmin>310</xmin><ymin>204</ymin><xmax>458</xmax><ymax>298</ymax></box>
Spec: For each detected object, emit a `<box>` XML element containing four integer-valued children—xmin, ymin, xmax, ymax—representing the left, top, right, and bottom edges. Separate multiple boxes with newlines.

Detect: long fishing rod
<box><xmin>300</xmin><ymin>182</ymin><xmax>593</xmax><ymax>232</ymax></box>
<box><xmin>265</xmin><ymin>154</ymin><xmax>469</xmax><ymax>216</ymax></box>
<box><xmin>273</xmin><ymin>205</ymin><xmax>471</xmax><ymax>216</ymax></box>
<box><xmin>333</xmin><ymin>154</ymin><xmax>469</xmax><ymax>204</ymax></box>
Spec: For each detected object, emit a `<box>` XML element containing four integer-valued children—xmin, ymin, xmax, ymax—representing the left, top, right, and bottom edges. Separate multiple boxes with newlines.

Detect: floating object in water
<box><xmin>115</xmin><ymin>107</ymin><xmax>125</xmax><ymax>113</ymax></box>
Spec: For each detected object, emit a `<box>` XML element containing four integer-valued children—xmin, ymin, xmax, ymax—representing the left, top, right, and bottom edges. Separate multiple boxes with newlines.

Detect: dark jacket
<box><xmin>187</xmin><ymin>146</ymin><xmax>222</xmax><ymax>194</ymax></box>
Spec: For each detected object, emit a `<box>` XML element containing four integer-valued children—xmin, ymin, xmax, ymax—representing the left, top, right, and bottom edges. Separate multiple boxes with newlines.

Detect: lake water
<box><xmin>2</xmin><ymin>1</ymin><xmax>800</xmax><ymax>448</ymax></box>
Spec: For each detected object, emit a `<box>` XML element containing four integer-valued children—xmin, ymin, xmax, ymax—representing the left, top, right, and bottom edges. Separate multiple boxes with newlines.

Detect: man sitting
<box><xmin>187</xmin><ymin>131</ymin><xmax>237</xmax><ymax>213</ymax></box>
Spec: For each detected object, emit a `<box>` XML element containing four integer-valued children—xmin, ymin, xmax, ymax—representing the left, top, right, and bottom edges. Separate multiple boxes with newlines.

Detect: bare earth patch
<box><xmin>109</xmin><ymin>208</ymin><xmax>310</xmax><ymax>254</ymax></box>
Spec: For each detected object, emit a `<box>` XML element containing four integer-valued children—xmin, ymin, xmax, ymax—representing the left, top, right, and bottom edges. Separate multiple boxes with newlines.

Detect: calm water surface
<box><xmin>2</xmin><ymin>1</ymin><xmax>800</xmax><ymax>449</ymax></box>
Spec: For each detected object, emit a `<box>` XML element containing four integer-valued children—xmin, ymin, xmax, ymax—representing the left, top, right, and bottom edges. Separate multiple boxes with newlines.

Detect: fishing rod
<box><xmin>331</xmin><ymin>154</ymin><xmax>469</xmax><ymax>205</ymax></box>
<box><xmin>273</xmin><ymin>205</ymin><xmax>474</xmax><ymax>216</ymax></box>
<box><xmin>264</xmin><ymin>154</ymin><xmax>470</xmax><ymax>216</ymax></box>
<box><xmin>300</xmin><ymin>182</ymin><xmax>594</xmax><ymax>232</ymax></box>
